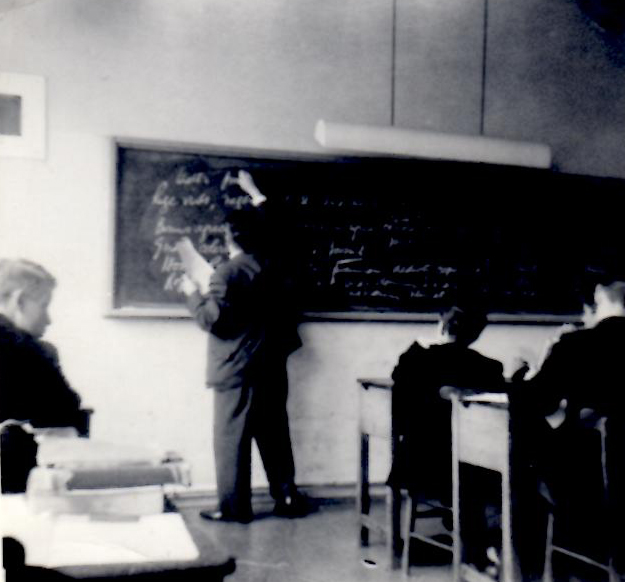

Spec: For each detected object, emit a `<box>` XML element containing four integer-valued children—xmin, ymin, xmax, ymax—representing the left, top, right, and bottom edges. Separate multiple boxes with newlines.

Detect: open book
<box><xmin>176</xmin><ymin>237</ymin><xmax>214</xmax><ymax>294</ymax></box>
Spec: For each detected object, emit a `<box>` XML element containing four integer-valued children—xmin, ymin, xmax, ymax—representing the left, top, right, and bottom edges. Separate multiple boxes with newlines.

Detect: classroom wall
<box><xmin>0</xmin><ymin>0</ymin><xmax>623</xmax><ymax>489</ymax></box>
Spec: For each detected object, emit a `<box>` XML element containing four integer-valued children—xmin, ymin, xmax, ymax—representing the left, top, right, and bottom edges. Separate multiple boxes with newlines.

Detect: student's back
<box><xmin>387</xmin><ymin>307</ymin><xmax>504</xmax><ymax>502</ymax></box>
<box><xmin>526</xmin><ymin>316</ymin><xmax>625</xmax><ymax>417</ymax></box>
<box><xmin>0</xmin><ymin>315</ymin><xmax>81</xmax><ymax>428</ymax></box>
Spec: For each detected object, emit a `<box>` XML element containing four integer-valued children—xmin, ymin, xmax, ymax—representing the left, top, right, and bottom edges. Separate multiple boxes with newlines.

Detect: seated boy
<box><xmin>0</xmin><ymin>259</ymin><xmax>83</xmax><ymax>493</ymax></box>
<box><xmin>387</xmin><ymin>305</ymin><xmax>505</xmax><ymax>570</ymax></box>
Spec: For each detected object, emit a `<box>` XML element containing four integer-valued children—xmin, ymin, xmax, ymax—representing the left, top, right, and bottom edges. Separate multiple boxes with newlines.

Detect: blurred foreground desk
<box><xmin>1</xmin><ymin>494</ymin><xmax>235</xmax><ymax>580</ymax></box>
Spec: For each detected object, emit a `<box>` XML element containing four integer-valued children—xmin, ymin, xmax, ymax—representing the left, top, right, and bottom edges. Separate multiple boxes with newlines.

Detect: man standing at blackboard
<box><xmin>178</xmin><ymin>173</ymin><xmax>309</xmax><ymax>523</ymax></box>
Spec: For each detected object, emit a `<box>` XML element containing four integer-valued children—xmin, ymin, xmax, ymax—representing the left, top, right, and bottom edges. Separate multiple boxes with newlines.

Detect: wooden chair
<box><xmin>358</xmin><ymin>378</ymin><xmax>452</xmax><ymax>572</ymax></box>
<box><xmin>543</xmin><ymin>414</ymin><xmax>619</xmax><ymax>582</ymax></box>
<box><xmin>400</xmin><ymin>490</ymin><xmax>454</xmax><ymax>575</ymax></box>
<box><xmin>397</xmin><ymin>394</ymin><xmax>455</xmax><ymax>575</ymax></box>
<box><xmin>1</xmin><ymin>408</ymin><xmax>92</xmax><ymax>493</ymax></box>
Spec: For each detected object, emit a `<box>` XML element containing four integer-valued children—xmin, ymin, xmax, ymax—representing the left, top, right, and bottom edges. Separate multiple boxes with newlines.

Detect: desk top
<box><xmin>0</xmin><ymin>495</ymin><xmax>235</xmax><ymax>579</ymax></box>
<box><xmin>448</xmin><ymin>389</ymin><xmax>509</xmax><ymax>407</ymax></box>
<box><xmin>358</xmin><ymin>377</ymin><xmax>509</xmax><ymax>406</ymax></box>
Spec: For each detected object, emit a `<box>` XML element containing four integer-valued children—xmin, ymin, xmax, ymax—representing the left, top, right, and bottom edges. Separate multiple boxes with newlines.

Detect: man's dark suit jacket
<box><xmin>519</xmin><ymin>316</ymin><xmax>625</xmax><ymax>418</ymax></box>
<box><xmin>186</xmin><ymin>252</ymin><xmax>301</xmax><ymax>391</ymax></box>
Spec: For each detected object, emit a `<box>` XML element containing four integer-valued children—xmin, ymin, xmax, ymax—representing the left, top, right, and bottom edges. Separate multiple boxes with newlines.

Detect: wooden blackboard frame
<box><xmin>107</xmin><ymin>137</ymin><xmax>616</xmax><ymax>324</ymax></box>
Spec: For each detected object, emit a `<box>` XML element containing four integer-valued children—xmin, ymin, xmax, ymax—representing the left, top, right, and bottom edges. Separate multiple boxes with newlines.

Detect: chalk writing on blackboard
<box><xmin>113</xmin><ymin>141</ymin><xmax>625</xmax><ymax>318</ymax></box>
<box><xmin>148</xmin><ymin>178</ymin><xmax>228</xmax><ymax>295</ymax></box>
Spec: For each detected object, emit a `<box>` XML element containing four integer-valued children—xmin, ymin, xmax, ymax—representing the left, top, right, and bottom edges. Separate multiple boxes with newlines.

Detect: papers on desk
<box><xmin>43</xmin><ymin>512</ymin><xmax>199</xmax><ymax>567</ymax></box>
<box><xmin>0</xmin><ymin>495</ymin><xmax>199</xmax><ymax>568</ymax></box>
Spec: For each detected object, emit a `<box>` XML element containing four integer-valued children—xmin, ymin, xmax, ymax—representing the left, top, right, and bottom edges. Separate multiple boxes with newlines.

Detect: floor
<box><xmin>174</xmin><ymin>496</ymin><xmax>453</xmax><ymax>582</ymax></box>
<box><xmin>174</xmin><ymin>494</ymin><xmax>614</xmax><ymax>582</ymax></box>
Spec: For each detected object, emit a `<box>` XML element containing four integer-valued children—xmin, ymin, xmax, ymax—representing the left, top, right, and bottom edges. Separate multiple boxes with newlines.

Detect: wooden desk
<box><xmin>450</xmin><ymin>392</ymin><xmax>521</xmax><ymax>582</ymax></box>
<box><xmin>356</xmin><ymin>379</ymin><xmax>522</xmax><ymax>579</ymax></box>
<box><xmin>356</xmin><ymin>378</ymin><xmax>396</xmax><ymax>556</ymax></box>
<box><xmin>0</xmin><ymin>494</ymin><xmax>235</xmax><ymax>580</ymax></box>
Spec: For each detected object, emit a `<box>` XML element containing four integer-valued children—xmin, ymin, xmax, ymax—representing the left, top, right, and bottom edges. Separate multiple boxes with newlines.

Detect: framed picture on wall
<box><xmin>0</xmin><ymin>72</ymin><xmax>46</xmax><ymax>159</ymax></box>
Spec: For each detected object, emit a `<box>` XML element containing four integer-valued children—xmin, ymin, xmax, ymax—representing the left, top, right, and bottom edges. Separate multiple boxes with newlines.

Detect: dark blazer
<box><xmin>388</xmin><ymin>340</ymin><xmax>505</xmax><ymax>499</ymax></box>
<box><xmin>0</xmin><ymin>315</ymin><xmax>82</xmax><ymax>427</ymax></box>
<box><xmin>518</xmin><ymin>316</ymin><xmax>625</xmax><ymax>418</ymax></box>
<box><xmin>0</xmin><ymin>315</ymin><xmax>83</xmax><ymax>492</ymax></box>
<box><xmin>187</xmin><ymin>252</ymin><xmax>301</xmax><ymax>391</ymax></box>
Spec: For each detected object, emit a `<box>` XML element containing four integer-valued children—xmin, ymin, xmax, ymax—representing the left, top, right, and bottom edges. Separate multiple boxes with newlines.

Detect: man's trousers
<box><xmin>212</xmin><ymin>364</ymin><xmax>297</xmax><ymax>518</ymax></box>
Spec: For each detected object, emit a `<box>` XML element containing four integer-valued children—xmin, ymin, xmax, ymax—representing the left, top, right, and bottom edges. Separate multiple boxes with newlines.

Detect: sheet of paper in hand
<box><xmin>177</xmin><ymin>238</ymin><xmax>214</xmax><ymax>294</ymax></box>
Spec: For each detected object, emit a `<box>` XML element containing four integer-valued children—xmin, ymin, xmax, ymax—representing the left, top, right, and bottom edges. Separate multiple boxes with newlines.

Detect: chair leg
<box><xmin>607</xmin><ymin>524</ymin><xmax>619</xmax><ymax>582</ymax></box>
<box><xmin>451</xmin><ymin>398</ymin><xmax>461</xmax><ymax>582</ymax></box>
<box><xmin>386</xmin><ymin>487</ymin><xmax>403</xmax><ymax>570</ymax></box>
<box><xmin>359</xmin><ymin>432</ymin><xmax>370</xmax><ymax>546</ymax></box>
<box><xmin>542</xmin><ymin>512</ymin><xmax>554</xmax><ymax>582</ymax></box>
<box><xmin>401</xmin><ymin>492</ymin><xmax>414</xmax><ymax>575</ymax></box>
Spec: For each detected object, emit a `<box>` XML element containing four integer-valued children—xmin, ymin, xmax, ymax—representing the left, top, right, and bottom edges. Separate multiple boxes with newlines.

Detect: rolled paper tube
<box><xmin>314</xmin><ymin>119</ymin><xmax>552</xmax><ymax>169</ymax></box>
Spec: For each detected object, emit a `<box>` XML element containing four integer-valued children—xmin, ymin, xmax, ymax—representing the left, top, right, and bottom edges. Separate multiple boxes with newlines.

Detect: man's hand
<box><xmin>545</xmin><ymin>399</ymin><xmax>567</xmax><ymax>429</ymax></box>
<box><xmin>511</xmin><ymin>358</ymin><xmax>531</xmax><ymax>382</ymax></box>
<box><xmin>582</xmin><ymin>304</ymin><xmax>597</xmax><ymax>328</ymax></box>
<box><xmin>237</xmin><ymin>170</ymin><xmax>267</xmax><ymax>206</ymax></box>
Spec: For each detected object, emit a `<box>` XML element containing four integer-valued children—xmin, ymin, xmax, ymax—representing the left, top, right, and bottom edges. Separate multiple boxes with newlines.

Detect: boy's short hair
<box><xmin>440</xmin><ymin>305</ymin><xmax>488</xmax><ymax>345</ymax></box>
<box><xmin>598</xmin><ymin>280</ymin><xmax>625</xmax><ymax>305</ymax></box>
<box><xmin>0</xmin><ymin>259</ymin><xmax>56</xmax><ymax>303</ymax></box>
<box><xmin>226</xmin><ymin>206</ymin><xmax>266</xmax><ymax>255</ymax></box>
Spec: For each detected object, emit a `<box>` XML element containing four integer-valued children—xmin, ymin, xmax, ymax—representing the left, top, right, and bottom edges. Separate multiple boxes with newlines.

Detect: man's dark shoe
<box><xmin>199</xmin><ymin>509</ymin><xmax>253</xmax><ymax>524</ymax></box>
<box><xmin>273</xmin><ymin>492</ymin><xmax>312</xmax><ymax>518</ymax></box>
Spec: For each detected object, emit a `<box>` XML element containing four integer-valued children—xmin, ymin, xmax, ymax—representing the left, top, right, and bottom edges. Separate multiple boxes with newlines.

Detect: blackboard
<box><xmin>112</xmin><ymin>140</ymin><xmax>625</xmax><ymax>320</ymax></box>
